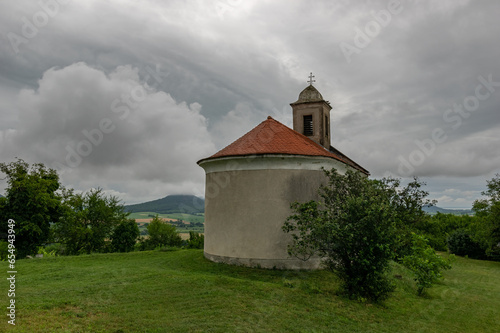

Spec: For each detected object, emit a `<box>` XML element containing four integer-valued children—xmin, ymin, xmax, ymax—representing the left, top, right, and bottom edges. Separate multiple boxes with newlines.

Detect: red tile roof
<box><xmin>198</xmin><ymin>116</ymin><xmax>369</xmax><ymax>175</ymax></box>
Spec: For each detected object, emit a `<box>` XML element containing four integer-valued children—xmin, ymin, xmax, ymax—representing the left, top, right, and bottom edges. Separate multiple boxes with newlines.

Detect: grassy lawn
<box><xmin>1</xmin><ymin>250</ymin><xmax>499</xmax><ymax>332</ymax></box>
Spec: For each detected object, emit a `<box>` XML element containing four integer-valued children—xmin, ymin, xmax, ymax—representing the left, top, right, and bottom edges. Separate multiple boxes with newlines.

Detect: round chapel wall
<box><xmin>199</xmin><ymin>154</ymin><xmax>349</xmax><ymax>270</ymax></box>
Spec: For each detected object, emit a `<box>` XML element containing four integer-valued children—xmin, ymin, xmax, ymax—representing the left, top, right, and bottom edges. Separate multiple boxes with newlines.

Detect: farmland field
<box><xmin>129</xmin><ymin>211</ymin><xmax>204</xmax><ymax>234</ymax></box>
<box><xmin>128</xmin><ymin>211</ymin><xmax>204</xmax><ymax>224</ymax></box>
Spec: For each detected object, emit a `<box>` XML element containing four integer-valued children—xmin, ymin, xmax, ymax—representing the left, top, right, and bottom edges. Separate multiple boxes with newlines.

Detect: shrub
<box><xmin>111</xmin><ymin>219</ymin><xmax>140</xmax><ymax>253</ymax></box>
<box><xmin>0</xmin><ymin>240</ymin><xmax>9</xmax><ymax>260</ymax></box>
<box><xmin>473</xmin><ymin>174</ymin><xmax>500</xmax><ymax>260</ymax></box>
<box><xmin>37</xmin><ymin>246</ymin><xmax>57</xmax><ymax>257</ymax></box>
<box><xmin>0</xmin><ymin>159</ymin><xmax>63</xmax><ymax>258</ymax></box>
<box><xmin>186</xmin><ymin>231</ymin><xmax>204</xmax><ymax>249</ymax></box>
<box><xmin>284</xmin><ymin>169</ymin><xmax>397</xmax><ymax>302</ymax></box>
<box><xmin>55</xmin><ymin>188</ymin><xmax>129</xmax><ymax>255</ymax></box>
<box><xmin>402</xmin><ymin>233</ymin><xmax>452</xmax><ymax>295</ymax></box>
<box><xmin>447</xmin><ymin>230</ymin><xmax>485</xmax><ymax>258</ymax></box>
<box><xmin>140</xmin><ymin>215</ymin><xmax>182</xmax><ymax>250</ymax></box>
<box><xmin>43</xmin><ymin>243</ymin><xmax>66</xmax><ymax>256</ymax></box>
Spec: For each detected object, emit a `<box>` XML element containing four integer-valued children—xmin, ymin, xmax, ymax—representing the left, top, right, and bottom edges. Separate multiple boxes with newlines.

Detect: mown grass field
<box><xmin>1</xmin><ymin>250</ymin><xmax>499</xmax><ymax>332</ymax></box>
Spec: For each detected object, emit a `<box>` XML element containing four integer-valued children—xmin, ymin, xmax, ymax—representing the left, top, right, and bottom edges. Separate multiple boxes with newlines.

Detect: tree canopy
<box><xmin>0</xmin><ymin>159</ymin><xmax>62</xmax><ymax>258</ymax></box>
<box><xmin>54</xmin><ymin>188</ymin><xmax>129</xmax><ymax>255</ymax></box>
<box><xmin>283</xmin><ymin>168</ymin><xmax>450</xmax><ymax>301</ymax></box>
<box><xmin>473</xmin><ymin>174</ymin><xmax>500</xmax><ymax>259</ymax></box>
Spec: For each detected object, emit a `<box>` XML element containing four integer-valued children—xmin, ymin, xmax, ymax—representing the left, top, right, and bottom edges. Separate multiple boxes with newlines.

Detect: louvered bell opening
<box><xmin>303</xmin><ymin>115</ymin><xmax>313</xmax><ymax>136</ymax></box>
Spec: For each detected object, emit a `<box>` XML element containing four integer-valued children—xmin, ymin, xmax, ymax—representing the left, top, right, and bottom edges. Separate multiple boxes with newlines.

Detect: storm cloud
<box><xmin>1</xmin><ymin>0</ymin><xmax>499</xmax><ymax>207</ymax></box>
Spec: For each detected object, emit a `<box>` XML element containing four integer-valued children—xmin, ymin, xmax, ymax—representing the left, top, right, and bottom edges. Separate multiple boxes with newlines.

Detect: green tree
<box><xmin>55</xmin><ymin>188</ymin><xmax>128</xmax><ymax>255</ymax></box>
<box><xmin>111</xmin><ymin>219</ymin><xmax>140</xmax><ymax>252</ymax></box>
<box><xmin>472</xmin><ymin>174</ymin><xmax>500</xmax><ymax>259</ymax></box>
<box><xmin>402</xmin><ymin>233</ymin><xmax>452</xmax><ymax>295</ymax></box>
<box><xmin>140</xmin><ymin>215</ymin><xmax>182</xmax><ymax>250</ymax></box>
<box><xmin>419</xmin><ymin>213</ymin><xmax>478</xmax><ymax>251</ymax></box>
<box><xmin>0</xmin><ymin>159</ymin><xmax>62</xmax><ymax>258</ymax></box>
<box><xmin>447</xmin><ymin>229</ymin><xmax>485</xmax><ymax>258</ymax></box>
<box><xmin>186</xmin><ymin>231</ymin><xmax>204</xmax><ymax>249</ymax></box>
<box><xmin>283</xmin><ymin>168</ymin><xmax>447</xmax><ymax>301</ymax></box>
<box><xmin>387</xmin><ymin>177</ymin><xmax>437</xmax><ymax>259</ymax></box>
<box><xmin>283</xmin><ymin>169</ymin><xmax>397</xmax><ymax>301</ymax></box>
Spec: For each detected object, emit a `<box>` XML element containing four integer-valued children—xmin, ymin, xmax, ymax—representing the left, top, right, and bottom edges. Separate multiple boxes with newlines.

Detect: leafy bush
<box><xmin>55</xmin><ymin>188</ymin><xmax>129</xmax><ymax>255</ymax></box>
<box><xmin>37</xmin><ymin>246</ymin><xmax>57</xmax><ymax>257</ymax></box>
<box><xmin>284</xmin><ymin>169</ymin><xmax>448</xmax><ymax>302</ymax></box>
<box><xmin>447</xmin><ymin>230</ymin><xmax>485</xmax><ymax>258</ymax></box>
<box><xmin>0</xmin><ymin>240</ymin><xmax>9</xmax><ymax>260</ymax></box>
<box><xmin>0</xmin><ymin>159</ymin><xmax>63</xmax><ymax>258</ymax></box>
<box><xmin>402</xmin><ymin>233</ymin><xmax>452</xmax><ymax>295</ymax></box>
<box><xmin>111</xmin><ymin>219</ymin><xmax>140</xmax><ymax>252</ymax></box>
<box><xmin>186</xmin><ymin>231</ymin><xmax>204</xmax><ymax>249</ymax></box>
<box><xmin>284</xmin><ymin>169</ymin><xmax>397</xmax><ymax>302</ymax></box>
<box><xmin>472</xmin><ymin>174</ymin><xmax>500</xmax><ymax>260</ymax></box>
<box><xmin>140</xmin><ymin>215</ymin><xmax>182</xmax><ymax>250</ymax></box>
<box><xmin>415</xmin><ymin>213</ymin><xmax>479</xmax><ymax>252</ymax></box>
<box><xmin>43</xmin><ymin>243</ymin><xmax>66</xmax><ymax>256</ymax></box>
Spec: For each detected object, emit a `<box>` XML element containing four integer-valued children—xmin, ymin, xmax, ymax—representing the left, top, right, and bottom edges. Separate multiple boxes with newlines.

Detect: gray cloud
<box><xmin>0</xmin><ymin>0</ymin><xmax>499</xmax><ymax>207</ymax></box>
<box><xmin>0</xmin><ymin>62</ymin><xmax>214</xmax><ymax>203</ymax></box>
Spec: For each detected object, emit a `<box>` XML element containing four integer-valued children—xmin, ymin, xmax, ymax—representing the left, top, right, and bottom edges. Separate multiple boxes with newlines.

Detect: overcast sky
<box><xmin>1</xmin><ymin>0</ymin><xmax>499</xmax><ymax>208</ymax></box>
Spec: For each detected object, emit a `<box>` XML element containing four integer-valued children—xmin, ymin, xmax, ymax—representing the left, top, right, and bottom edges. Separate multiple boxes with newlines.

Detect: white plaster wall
<box><xmin>199</xmin><ymin>154</ymin><xmax>350</xmax><ymax>270</ymax></box>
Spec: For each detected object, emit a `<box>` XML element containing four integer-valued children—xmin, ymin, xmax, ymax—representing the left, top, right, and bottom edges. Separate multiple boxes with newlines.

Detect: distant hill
<box><xmin>124</xmin><ymin>195</ymin><xmax>204</xmax><ymax>214</ymax></box>
<box><xmin>423</xmin><ymin>205</ymin><xmax>473</xmax><ymax>215</ymax></box>
<box><xmin>124</xmin><ymin>195</ymin><xmax>470</xmax><ymax>216</ymax></box>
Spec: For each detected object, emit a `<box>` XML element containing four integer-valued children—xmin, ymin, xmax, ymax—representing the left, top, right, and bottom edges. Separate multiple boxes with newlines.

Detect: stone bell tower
<box><xmin>290</xmin><ymin>73</ymin><xmax>332</xmax><ymax>149</ymax></box>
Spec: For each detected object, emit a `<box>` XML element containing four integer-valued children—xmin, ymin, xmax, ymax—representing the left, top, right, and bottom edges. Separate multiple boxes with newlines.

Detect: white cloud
<box><xmin>0</xmin><ymin>62</ymin><xmax>215</xmax><ymax>203</ymax></box>
<box><xmin>1</xmin><ymin>0</ymin><xmax>500</xmax><ymax>207</ymax></box>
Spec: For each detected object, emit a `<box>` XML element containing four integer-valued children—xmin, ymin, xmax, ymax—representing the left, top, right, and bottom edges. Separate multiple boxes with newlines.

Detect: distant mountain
<box><xmin>124</xmin><ymin>196</ymin><xmax>470</xmax><ymax>216</ymax></box>
<box><xmin>124</xmin><ymin>195</ymin><xmax>204</xmax><ymax>214</ymax></box>
<box><xmin>423</xmin><ymin>205</ymin><xmax>473</xmax><ymax>215</ymax></box>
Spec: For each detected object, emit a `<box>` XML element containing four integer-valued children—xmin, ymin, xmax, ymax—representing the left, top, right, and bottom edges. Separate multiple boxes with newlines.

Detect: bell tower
<box><xmin>290</xmin><ymin>73</ymin><xmax>332</xmax><ymax>149</ymax></box>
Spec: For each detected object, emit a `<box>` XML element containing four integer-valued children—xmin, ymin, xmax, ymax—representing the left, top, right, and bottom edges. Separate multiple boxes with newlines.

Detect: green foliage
<box><xmin>43</xmin><ymin>243</ymin><xmax>66</xmax><ymax>256</ymax></box>
<box><xmin>54</xmin><ymin>188</ymin><xmax>129</xmax><ymax>255</ymax></box>
<box><xmin>111</xmin><ymin>219</ymin><xmax>140</xmax><ymax>252</ymax></box>
<box><xmin>387</xmin><ymin>177</ymin><xmax>437</xmax><ymax>259</ymax></box>
<box><xmin>415</xmin><ymin>212</ymin><xmax>477</xmax><ymax>251</ymax></box>
<box><xmin>402</xmin><ymin>233</ymin><xmax>452</xmax><ymax>295</ymax></box>
<box><xmin>472</xmin><ymin>174</ymin><xmax>500</xmax><ymax>259</ymax></box>
<box><xmin>284</xmin><ymin>169</ymin><xmax>444</xmax><ymax>302</ymax></box>
<box><xmin>186</xmin><ymin>231</ymin><xmax>204</xmax><ymax>249</ymax></box>
<box><xmin>0</xmin><ymin>159</ymin><xmax>63</xmax><ymax>258</ymax></box>
<box><xmin>447</xmin><ymin>229</ymin><xmax>485</xmax><ymax>258</ymax></box>
<box><xmin>140</xmin><ymin>215</ymin><xmax>182</xmax><ymax>250</ymax></box>
<box><xmin>0</xmin><ymin>240</ymin><xmax>8</xmax><ymax>260</ymax></box>
<box><xmin>37</xmin><ymin>246</ymin><xmax>57</xmax><ymax>257</ymax></box>
<box><xmin>284</xmin><ymin>169</ymin><xmax>397</xmax><ymax>301</ymax></box>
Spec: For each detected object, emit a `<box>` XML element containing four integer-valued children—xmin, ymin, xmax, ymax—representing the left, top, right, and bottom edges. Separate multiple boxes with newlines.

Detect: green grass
<box><xmin>128</xmin><ymin>211</ymin><xmax>205</xmax><ymax>224</ymax></box>
<box><xmin>1</xmin><ymin>251</ymin><xmax>499</xmax><ymax>332</ymax></box>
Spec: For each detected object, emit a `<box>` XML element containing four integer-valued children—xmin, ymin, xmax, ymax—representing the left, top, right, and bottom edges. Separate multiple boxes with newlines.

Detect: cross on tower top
<box><xmin>307</xmin><ymin>72</ymin><xmax>316</xmax><ymax>86</ymax></box>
